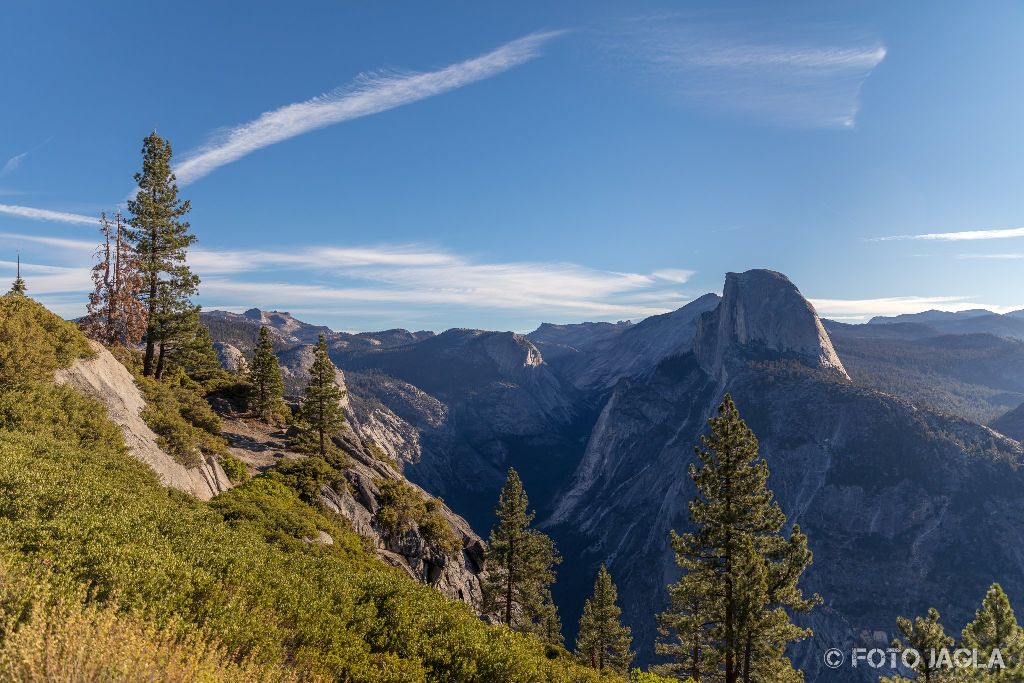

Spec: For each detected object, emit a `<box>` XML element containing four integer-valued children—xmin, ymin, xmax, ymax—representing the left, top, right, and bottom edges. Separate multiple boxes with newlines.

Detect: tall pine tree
<box><xmin>81</xmin><ymin>210</ymin><xmax>147</xmax><ymax>346</ymax></box>
<box><xmin>575</xmin><ymin>564</ymin><xmax>634</xmax><ymax>673</ymax></box>
<box><xmin>127</xmin><ymin>132</ymin><xmax>199</xmax><ymax>378</ymax></box>
<box><xmin>249</xmin><ymin>326</ymin><xmax>285</xmax><ymax>419</ymax></box>
<box><xmin>887</xmin><ymin>608</ymin><xmax>954</xmax><ymax>683</ymax></box>
<box><xmin>482</xmin><ymin>468</ymin><xmax>562</xmax><ymax>643</ymax></box>
<box><xmin>293</xmin><ymin>335</ymin><xmax>345</xmax><ymax>456</ymax></box>
<box><xmin>960</xmin><ymin>584</ymin><xmax>1022</xmax><ymax>679</ymax></box>
<box><xmin>658</xmin><ymin>394</ymin><xmax>818</xmax><ymax>683</ymax></box>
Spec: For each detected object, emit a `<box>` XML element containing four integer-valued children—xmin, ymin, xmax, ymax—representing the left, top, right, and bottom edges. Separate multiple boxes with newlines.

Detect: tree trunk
<box><xmin>155</xmin><ymin>341</ymin><xmax>166</xmax><ymax>380</ymax></box>
<box><xmin>142</xmin><ymin>228</ymin><xmax>159</xmax><ymax>376</ymax></box>
<box><xmin>742</xmin><ymin>632</ymin><xmax>752</xmax><ymax>683</ymax></box>
<box><xmin>505</xmin><ymin>540</ymin><xmax>514</xmax><ymax>626</ymax></box>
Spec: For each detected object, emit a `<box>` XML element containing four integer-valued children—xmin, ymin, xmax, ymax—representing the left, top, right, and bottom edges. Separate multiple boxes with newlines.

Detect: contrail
<box><xmin>173</xmin><ymin>30</ymin><xmax>563</xmax><ymax>185</ymax></box>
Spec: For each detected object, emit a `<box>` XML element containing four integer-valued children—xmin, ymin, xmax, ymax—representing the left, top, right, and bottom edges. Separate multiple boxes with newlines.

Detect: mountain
<box><xmin>826</xmin><ymin>326</ymin><xmax>1024</xmax><ymax>423</ymax></box>
<box><xmin>204</xmin><ymin>271</ymin><xmax>1024</xmax><ymax>682</ymax></box>
<box><xmin>528</xmin><ymin>294</ymin><xmax>721</xmax><ymax>390</ymax></box>
<box><xmin>547</xmin><ymin>270</ymin><xmax>1024</xmax><ymax>680</ymax></box>
<box><xmin>867</xmin><ymin>309</ymin><xmax>1024</xmax><ymax>340</ymax></box>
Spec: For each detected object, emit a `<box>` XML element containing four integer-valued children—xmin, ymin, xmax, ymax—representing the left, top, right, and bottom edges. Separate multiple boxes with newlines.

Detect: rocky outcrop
<box><xmin>214</xmin><ymin>342</ymin><xmax>248</xmax><ymax>374</ymax></box>
<box><xmin>694</xmin><ymin>270</ymin><xmax>849</xmax><ymax>381</ymax></box>
<box><xmin>318</xmin><ymin>448</ymin><xmax>486</xmax><ymax>607</ymax></box>
<box><xmin>54</xmin><ymin>340</ymin><xmax>230</xmax><ymax>500</ymax></box>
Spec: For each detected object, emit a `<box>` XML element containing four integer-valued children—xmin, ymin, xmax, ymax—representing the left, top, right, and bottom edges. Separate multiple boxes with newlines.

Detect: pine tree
<box><xmin>81</xmin><ymin>211</ymin><xmax>147</xmax><ymax>346</ymax></box>
<box><xmin>537</xmin><ymin>589</ymin><xmax>565</xmax><ymax>648</ymax></box>
<box><xmin>294</xmin><ymin>335</ymin><xmax>345</xmax><ymax>456</ymax></box>
<box><xmin>162</xmin><ymin>316</ymin><xmax>220</xmax><ymax>380</ymax></box>
<box><xmin>126</xmin><ymin>132</ymin><xmax>198</xmax><ymax>378</ymax></box>
<box><xmin>9</xmin><ymin>253</ymin><xmax>26</xmax><ymax>295</ymax></box>
<box><xmin>960</xmin><ymin>583</ymin><xmax>1023</xmax><ymax>678</ymax></box>
<box><xmin>249</xmin><ymin>326</ymin><xmax>284</xmax><ymax>419</ymax></box>
<box><xmin>888</xmin><ymin>608</ymin><xmax>954</xmax><ymax>683</ymax></box>
<box><xmin>482</xmin><ymin>468</ymin><xmax>562</xmax><ymax>639</ymax></box>
<box><xmin>575</xmin><ymin>564</ymin><xmax>634</xmax><ymax>673</ymax></box>
<box><xmin>658</xmin><ymin>394</ymin><xmax>818</xmax><ymax>683</ymax></box>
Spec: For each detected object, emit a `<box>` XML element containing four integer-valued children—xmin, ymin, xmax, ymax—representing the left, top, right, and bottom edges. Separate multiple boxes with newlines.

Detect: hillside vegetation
<box><xmin>0</xmin><ymin>296</ymin><xmax>615</xmax><ymax>682</ymax></box>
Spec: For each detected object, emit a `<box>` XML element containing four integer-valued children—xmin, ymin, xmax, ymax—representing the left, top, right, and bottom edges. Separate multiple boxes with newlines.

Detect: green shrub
<box><xmin>0</xmin><ymin>294</ymin><xmax>93</xmax><ymax>385</ymax></box>
<box><xmin>136</xmin><ymin>369</ymin><xmax>227</xmax><ymax>467</ymax></box>
<box><xmin>376</xmin><ymin>479</ymin><xmax>463</xmax><ymax>557</ymax></box>
<box><xmin>218</xmin><ymin>453</ymin><xmax>249</xmax><ymax>485</ymax></box>
<box><xmin>0</xmin><ymin>377</ymin><xmax>611</xmax><ymax>682</ymax></box>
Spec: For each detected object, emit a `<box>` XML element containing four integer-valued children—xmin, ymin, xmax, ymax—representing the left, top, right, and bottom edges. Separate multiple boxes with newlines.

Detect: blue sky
<box><xmin>3</xmin><ymin>1</ymin><xmax>1024</xmax><ymax>332</ymax></box>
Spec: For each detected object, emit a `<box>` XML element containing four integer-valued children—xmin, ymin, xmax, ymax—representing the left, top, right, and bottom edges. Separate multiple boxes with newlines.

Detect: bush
<box><xmin>0</xmin><ymin>556</ymin><xmax>303</xmax><ymax>682</ymax></box>
<box><xmin>136</xmin><ymin>369</ymin><xmax>228</xmax><ymax>467</ymax></box>
<box><xmin>376</xmin><ymin>479</ymin><xmax>463</xmax><ymax>557</ymax></box>
<box><xmin>0</xmin><ymin>378</ymin><xmax>610</xmax><ymax>682</ymax></box>
<box><xmin>0</xmin><ymin>294</ymin><xmax>93</xmax><ymax>385</ymax></box>
<box><xmin>218</xmin><ymin>452</ymin><xmax>249</xmax><ymax>485</ymax></box>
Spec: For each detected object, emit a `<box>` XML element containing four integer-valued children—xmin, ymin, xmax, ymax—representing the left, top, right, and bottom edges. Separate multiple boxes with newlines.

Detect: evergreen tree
<box><xmin>81</xmin><ymin>211</ymin><xmax>147</xmax><ymax>346</ymax></box>
<box><xmin>960</xmin><ymin>583</ymin><xmax>1022</xmax><ymax>679</ymax></box>
<box><xmin>161</xmin><ymin>316</ymin><xmax>221</xmax><ymax>380</ymax></box>
<box><xmin>249</xmin><ymin>326</ymin><xmax>284</xmax><ymax>419</ymax></box>
<box><xmin>888</xmin><ymin>608</ymin><xmax>954</xmax><ymax>683</ymax></box>
<box><xmin>658</xmin><ymin>394</ymin><xmax>818</xmax><ymax>683</ymax></box>
<box><xmin>537</xmin><ymin>588</ymin><xmax>565</xmax><ymax>648</ymax></box>
<box><xmin>575</xmin><ymin>564</ymin><xmax>634</xmax><ymax>673</ymax></box>
<box><xmin>294</xmin><ymin>335</ymin><xmax>345</xmax><ymax>456</ymax></box>
<box><xmin>9</xmin><ymin>253</ymin><xmax>26</xmax><ymax>295</ymax></box>
<box><xmin>482</xmin><ymin>468</ymin><xmax>562</xmax><ymax>638</ymax></box>
<box><xmin>126</xmin><ymin>132</ymin><xmax>198</xmax><ymax>378</ymax></box>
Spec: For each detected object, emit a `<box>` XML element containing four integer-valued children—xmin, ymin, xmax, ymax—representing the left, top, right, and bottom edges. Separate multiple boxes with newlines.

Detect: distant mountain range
<box><xmin>202</xmin><ymin>271</ymin><xmax>1024</xmax><ymax>681</ymax></box>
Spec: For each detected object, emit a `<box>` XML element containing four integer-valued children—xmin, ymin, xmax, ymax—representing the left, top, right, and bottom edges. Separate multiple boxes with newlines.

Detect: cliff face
<box><xmin>693</xmin><ymin>270</ymin><xmax>848</xmax><ymax>381</ymax></box>
<box><xmin>54</xmin><ymin>340</ymin><xmax>231</xmax><ymax>500</ymax></box>
<box><xmin>549</xmin><ymin>271</ymin><xmax>1024</xmax><ymax>681</ymax></box>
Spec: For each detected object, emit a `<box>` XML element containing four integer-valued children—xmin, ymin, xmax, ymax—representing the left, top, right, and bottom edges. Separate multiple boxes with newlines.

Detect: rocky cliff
<box><xmin>55</xmin><ymin>340</ymin><xmax>231</xmax><ymax>500</ymax></box>
<box><xmin>549</xmin><ymin>270</ymin><xmax>1024</xmax><ymax>681</ymax></box>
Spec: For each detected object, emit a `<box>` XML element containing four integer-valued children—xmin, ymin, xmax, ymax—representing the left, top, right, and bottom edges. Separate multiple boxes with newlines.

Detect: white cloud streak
<box><xmin>1</xmin><ymin>152</ymin><xmax>28</xmax><ymax>176</ymax></box>
<box><xmin>174</xmin><ymin>31</ymin><xmax>563</xmax><ymax>185</ymax></box>
<box><xmin>875</xmin><ymin>226</ymin><xmax>1024</xmax><ymax>242</ymax></box>
<box><xmin>606</xmin><ymin>17</ymin><xmax>886</xmax><ymax>128</ymax></box>
<box><xmin>1</xmin><ymin>229</ymin><xmax>693</xmax><ymax>323</ymax></box>
<box><xmin>810</xmin><ymin>295</ymin><xmax>1022</xmax><ymax>321</ymax></box>
<box><xmin>0</xmin><ymin>203</ymin><xmax>98</xmax><ymax>226</ymax></box>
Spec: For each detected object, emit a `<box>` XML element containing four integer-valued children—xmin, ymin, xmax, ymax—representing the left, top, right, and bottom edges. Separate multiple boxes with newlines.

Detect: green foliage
<box><xmin>658</xmin><ymin>395</ymin><xmax>818</xmax><ymax>683</ymax></box>
<box><xmin>376</xmin><ymin>478</ymin><xmax>462</xmax><ymax>557</ymax></box>
<box><xmin>126</xmin><ymin>132</ymin><xmax>199</xmax><ymax>379</ymax></box>
<box><xmin>0</xmin><ymin>294</ymin><xmax>93</xmax><ymax>385</ymax></box>
<box><xmin>0</xmin><ymin>554</ymin><xmax>304</xmax><ymax>682</ymax></box>
<box><xmin>218</xmin><ymin>452</ymin><xmax>249</xmax><ymax>485</ymax></box>
<box><xmin>960</xmin><ymin>583</ymin><xmax>1024</xmax><ymax>678</ymax></box>
<box><xmin>483</xmin><ymin>469</ymin><xmax>563</xmax><ymax>645</ymax></box>
<box><xmin>576</xmin><ymin>565</ymin><xmax>634</xmax><ymax>673</ymax></box>
<box><xmin>248</xmin><ymin>326</ymin><xmax>285</xmax><ymax>419</ymax></box>
<box><xmin>292</xmin><ymin>335</ymin><xmax>346</xmax><ymax>456</ymax></box>
<box><xmin>367</xmin><ymin>439</ymin><xmax>400</xmax><ymax>470</ymax></box>
<box><xmin>136</xmin><ymin>368</ymin><xmax>227</xmax><ymax>467</ymax></box>
<box><xmin>886</xmin><ymin>608</ymin><xmax>954</xmax><ymax>683</ymax></box>
<box><xmin>628</xmin><ymin>671</ymin><xmax>683</xmax><ymax>683</ymax></box>
<box><xmin>0</xmin><ymin>377</ymin><xmax>613</xmax><ymax>682</ymax></box>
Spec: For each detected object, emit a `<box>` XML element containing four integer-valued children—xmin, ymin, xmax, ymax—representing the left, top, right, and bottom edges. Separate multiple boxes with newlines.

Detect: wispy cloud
<box><xmin>0</xmin><ymin>229</ymin><xmax>694</xmax><ymax>325</ymax></box>
<box><xmin>956</xmin><ymin>253</ymin><xmax>1024</xmax><ymax>260</ymax></box>
<box><xmin>1</xmin><ymin>138</ymin><xmax>53</xmax><ymax>177</ymax></box>
<box><xmin>810</xmin><ymin>295</ymin><xmax>1021</xmax><ymax>321</ymax></box>
<box><xmin>174</xmin><ymin>31</ymin><xmax>563</xmax><ymax>185</ymax></box>
<box><xmin>1</xmin><ymin>153</ymin><xmax>28</xmax><ymax>177</ymax></box>
<box><xmin>604</xmin><ymin>16</ymin><xmax>886</xmax><ymax>128</ymax></box>
<box><xmin>0</xmin><ymin>203</ymin><xmax>97</xmax><ymax>226</ymax></box>
<box><xmin>875</xmin><ymin>226</ymin><xmax>1024</xmax><ymax>241</ymax></box>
